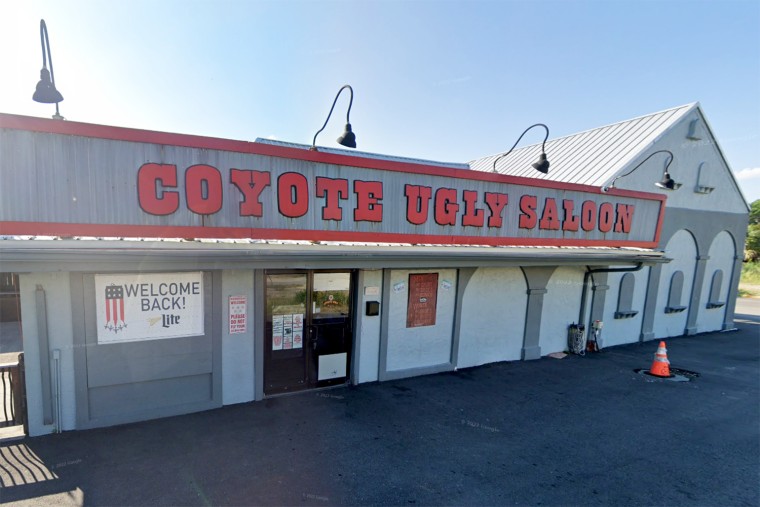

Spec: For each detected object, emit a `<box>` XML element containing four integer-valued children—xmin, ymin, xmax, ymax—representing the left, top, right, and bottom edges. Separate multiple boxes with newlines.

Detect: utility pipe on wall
<box><xmin>35</xmin><ymin>284</ymin><xmax>54</xmax><ymax>425</ymax></box>
<box><xmin>52</xmin><ymin>348</ymin><xmax>62</xmax><ymax>433</ymax></box>
<box><xmin>578</xmin><ymin>263</ymin><xmax>644</xmax><ymax>332</ymax></box>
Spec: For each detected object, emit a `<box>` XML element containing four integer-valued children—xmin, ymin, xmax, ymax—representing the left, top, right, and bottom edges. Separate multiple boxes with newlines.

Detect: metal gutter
<box><xmin>0</xmin><ymin>239</ymin><xmax>668</xmax><ymax>272</ymax></box>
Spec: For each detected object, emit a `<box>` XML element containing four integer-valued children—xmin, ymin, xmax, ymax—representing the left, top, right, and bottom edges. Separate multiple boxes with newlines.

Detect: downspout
<box><xmin>578</xmin><ymin>263</ymin><xmax>644</xmax><ymax>329</ymax></box>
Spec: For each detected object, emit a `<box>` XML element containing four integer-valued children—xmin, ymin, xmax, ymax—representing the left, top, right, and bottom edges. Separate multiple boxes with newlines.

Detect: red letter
<box><xmin>354</xmin><ymin>181</ymin><xmax>383</xmax><ymax>222</ymax></box>
<box><xmin>614</xmin><ymin>204</ymin><xmax>635</xmax><ymax>233</ymax></box>
<box><xmin>539</xmin><ymin>198</ymin><xmax>560</xmax><ymax>230</ymax></box>
<box><xmin>316</xmin><ymin>177</ymin><xmax>349</xmax><ymax>221</ymax></box>
<box><xmin>519</xmin><ymin>195</ymin><xmax>538</xmax><ymax>229</ymax></box>
<box><xmin>562</xmin><ymin>200</ymin><xmax>580</xmax><ymax>232</ymax></box>
<box><xmin>461</xmin><ymin>190</ymin><xmax>484</xmax><ymax>227</ymax></box>
<box><xmin>434</xmin><ymin>188</ymin><xmax>459</xmax><ymax>226</ymax></box>
<box><xmin>138</xmin><ymin>163</ymin><xmax>179</xmax><ymax>216</ymax></box>
<box><xmin>581</xmin><ymin>200</ymin><xmax>596</xmax><ymax>231</ymax></box>
<box><xmin>405</xmin><ymin>185</ymin><xmax>432</xmax><ymax>225</ymax></box>
<box><xmin>230</xmin><ymin>169</ymin><xmax>271</xmax><ymax>217</ymax></box>
<box><xmin>484</xmin><ymin>193</ymin><xmax>508</xmax><ymax>228</ymax></box>
<box><xmin>277</xmin><ymin>172</ymin><xmax>309</xmax><ymax>218</ymax></box>
<box><xmin>186</xmin><ymin>164</ymin><xmax>223</xmax><ymax>215</ymax></box>
<box><xmin>598</xmin><ymin>202</ymin><xmax>615</xmax><ymax>233</ymax></box>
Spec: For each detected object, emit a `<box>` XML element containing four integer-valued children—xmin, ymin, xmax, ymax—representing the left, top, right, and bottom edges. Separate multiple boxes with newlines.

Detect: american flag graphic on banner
<box><xmin>104</xmin><ymin>284</ymin><xmax>127</xmax><ymax>332</ymax></box>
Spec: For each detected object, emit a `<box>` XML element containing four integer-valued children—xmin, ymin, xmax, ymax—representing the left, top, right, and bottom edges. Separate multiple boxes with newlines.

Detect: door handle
<box><xmin>309</xmin><ymin>325</ymin><xmax>318</xmax><ymax>351</ymax></box>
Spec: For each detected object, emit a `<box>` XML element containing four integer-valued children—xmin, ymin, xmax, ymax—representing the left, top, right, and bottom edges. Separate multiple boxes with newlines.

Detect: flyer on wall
<box><xmin>292</xmin><ymin>313</ymin><xmax>304</xmax><ymax>349</ymax></box>
<box><xmin>272</xmin><ymin>315</ymin><xmax>284</xmax><ymax>350</ymax></box>
<box><xmin>283</xmin><ymin>314</ymin><xmax>293</xmax><ymax>349</ymax></box>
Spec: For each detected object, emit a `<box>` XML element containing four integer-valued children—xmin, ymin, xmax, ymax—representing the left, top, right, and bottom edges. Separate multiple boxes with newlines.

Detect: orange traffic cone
<box><xmin>648</xmin><ymin>341</ymin><xmax>671</xmax><ymax>377</ymax></box>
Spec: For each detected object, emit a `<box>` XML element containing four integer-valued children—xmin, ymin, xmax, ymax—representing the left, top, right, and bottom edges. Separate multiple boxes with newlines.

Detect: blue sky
<box><xmin>2</xmin><ymin>0</ymin><xmax>759</xmax><ymax>201</ymax></box>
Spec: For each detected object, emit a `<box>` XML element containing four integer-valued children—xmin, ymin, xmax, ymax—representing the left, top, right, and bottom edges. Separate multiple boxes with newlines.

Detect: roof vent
<box><xmin>686</xmin><ymin>118</ymin><xmax>702</xmax><ymax>141</ymax></box>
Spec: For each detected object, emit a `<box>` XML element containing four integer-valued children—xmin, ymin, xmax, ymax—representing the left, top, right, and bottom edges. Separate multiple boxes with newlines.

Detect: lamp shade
<box><xmin>337</xmin><ymin>123</ymin><xmax>356</xmax><ymax>148</ymax></box>
<box><xmin>33</xmin><ymin>68</ymin><xmax>63</xmax><ymax>104</ymax></box>
<box><xmin>532</xmin><ymin>153</ymin><xmax>550</xmax><ymax>174</ymax></box>
<box><xmin>655</xmin><ymin>171</ymin><xmax>680</xmax><ymax>190</ymax></box>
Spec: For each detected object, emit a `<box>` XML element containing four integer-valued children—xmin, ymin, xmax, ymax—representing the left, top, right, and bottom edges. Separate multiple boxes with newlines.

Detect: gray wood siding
<box><xmin>1</xmin><ymin>130</ymin><xmax>663</xmax><ymax>245</ymax></box>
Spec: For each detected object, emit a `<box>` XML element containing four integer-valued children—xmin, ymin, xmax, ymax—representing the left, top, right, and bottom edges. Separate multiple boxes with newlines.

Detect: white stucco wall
<box><xmin>601</xmin><ymin>267</ymin><xmax>649</xmax><ymax>348</ymax></box>
<box><xmin>356</xmin><ymin>270</ymin><xmax>383</xmax><ymax>383</ymax></box>
<box><xmin>696</xmin><ymin>231</ymin><xmax>736</xmax><ymax>333</ymax></box>
<box><xmin>221</xmin><ymin>270</ymin><xmax>255</xmax><ymax>405</ymax></box>
<box><xmin>457</xmin><ymin>267</ymin><xmax>526</xmax><ymax>368</ymax></box>
<box><xmin>19</xmin><ymin>273</ymin><xmax>75</xmax><ymax>436</ymax></box>
<box><xmin>653</xmin><ymin>229</ymin><xmax>697</xmax><ymax>338</ymax></box>
<box><xmin>540</xmin><ymin>267</ymin><xmax>586</xmax><ymax>355</ymax></box>
<box><xmin>386</xmin><ymin>269</ymin><xmax>457</xmax><ymax>372</ymax></box>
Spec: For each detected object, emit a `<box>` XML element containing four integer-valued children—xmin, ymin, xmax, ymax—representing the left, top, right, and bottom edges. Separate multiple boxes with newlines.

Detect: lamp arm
<box><xmin>312</xmin><ymin>85</ymin><xmax>353</xmax><ymax>149</ymax></box>
<box><xmin>605</xmin><ymin>150</ymin><xmax>674</xmax><ymax>190</ymax></box>
<box><xmin>40</xmin><ymin>20</ymin><xmax>58</xmax><ymax>90</ymax></box>
<box><xmin>492</xmin><ymin>123</ymin><xmax>549</xmax><ymax>172</ymax></box>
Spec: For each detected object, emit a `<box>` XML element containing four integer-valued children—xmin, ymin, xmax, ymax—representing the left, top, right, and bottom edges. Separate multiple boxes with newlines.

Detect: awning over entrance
<box><xmin>0</xmin><ymin>236</ymin><xmax>667</xmax><ymax>272</ymax></box>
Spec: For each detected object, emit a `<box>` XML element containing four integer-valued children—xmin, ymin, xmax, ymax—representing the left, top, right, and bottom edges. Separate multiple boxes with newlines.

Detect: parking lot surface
<box><xmin>1</xmin><ymin>306</ymin><xmax>758</xmax><ymax>506</ymax></box>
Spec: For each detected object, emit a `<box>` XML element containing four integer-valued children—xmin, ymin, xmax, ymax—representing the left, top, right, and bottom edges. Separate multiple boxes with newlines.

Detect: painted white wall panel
<box><xmin>357</xmin><ymin>270</ymin><xmax>383</xmax><ymax>383</ymax></box>
<box><xmin>386</xmin><ymin>269</ymin><xmax>457</xmax><ymax>371</ymax></box>
<box><xmin>19</xmin><ymin>273</ymin><xmax>75</xmax><ymax>436</ymax></box>
<box><xmin>602</xmin><ymin>268</ymin><xmax>650</xmax><ymax>347</ymax></box>
<box><xmin>608</xmin><ymin>111</ymin><xmax>747</xmax><ymax>214</ymax></box>
<box><xmin>653</xmin><ymin>230</ymin><xmax>697</xmax><ymax>338</ymax></box>
<box><xmin>697</xmin><ymin>232</ymin><xmax>735</xmax><ymax>333</ymax></box>
<box><xmin>457</xmin><ymin>268</ymin><xmax>525</xmax><ymax>368</ymax></box>
<box><xmin>221</xmin><ymin>270</ymin><xmax>255</xmax><ymax>405</ymax></box>
<box><xmin>540</xmin><ymin>267</ymin><xmax>585</xmax><ymax>355</ymax></box>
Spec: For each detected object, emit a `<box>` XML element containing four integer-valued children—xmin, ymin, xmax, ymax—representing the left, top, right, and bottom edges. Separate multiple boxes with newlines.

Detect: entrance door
<box><xmin>264</xmin><ymin>271</ymin><xmax>353</xmax><ymax>395</ymax></box>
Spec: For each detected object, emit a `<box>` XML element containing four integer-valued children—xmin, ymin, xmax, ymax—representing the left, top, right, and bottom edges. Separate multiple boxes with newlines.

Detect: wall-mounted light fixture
<box><xmin>492</xmin><ymin>123</ymin><xmax>550</xmax><ymax>174</ymax></box>
<box><xmin>310</xmin><ymin>84</ymin><xmax>356</xmax><ymax>151</ymax></box>
<box><xmin>603</xmin><ymin>150</ymin><xmax>681</xmax><ymax>192</ymax></box>
<box><xmin>694</xmin><ymin>162</ymin><xmax>715</xmax><ymax>194</ymax></box>
<box><xmin>32</xmin><ymin>19</ymin><xmax>64</xmax><ymax>120</ymax></box>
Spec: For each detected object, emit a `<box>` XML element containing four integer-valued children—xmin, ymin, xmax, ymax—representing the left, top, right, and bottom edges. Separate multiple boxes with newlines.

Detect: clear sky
<box><xmin>2</xmin><ymin>0</ymin><xmax>759</xmax><ymax>201</ymax></box>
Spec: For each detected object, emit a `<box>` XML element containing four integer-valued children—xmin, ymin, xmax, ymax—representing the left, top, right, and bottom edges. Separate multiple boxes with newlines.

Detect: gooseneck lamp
<box><xmin>492</xmin><ymin>123</ymin><xmax>550</xmax><ymax>174</ymax></box>
<box><xmin>32</xmin><ymin>19</ymin><xmax>64</xmax><ymax>120</ymax></box>
<box><xmin>602</xmin><ymin>150</ymin><xmax>681</xmax><ymax>192</ymax></box>
<box><xmin>310</xmin><ymin>85</ymin><xmax>356</xmax><ymax>151</ymax></box>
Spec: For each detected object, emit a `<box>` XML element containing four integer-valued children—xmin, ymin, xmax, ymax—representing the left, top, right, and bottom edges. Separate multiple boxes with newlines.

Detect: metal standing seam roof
<box><xmin>469</xmin><ymin>103</ymin><xmax>696</xmax><ymax>187</ymax></box>
<box><xmin>255</xmin><ymin>138</ymin><xmax>470</xmax><ymax>170</ymax></box>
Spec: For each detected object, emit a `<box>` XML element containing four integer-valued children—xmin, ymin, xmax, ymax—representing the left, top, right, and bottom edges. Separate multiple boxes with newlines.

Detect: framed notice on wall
<box><xmin>94</xmin><ymin>272</ymin><xmax>204</xmax><ymax>343</ymax></box>
<box><xmin>407</xmin><ymin>273</ymin><xmax>439</xmax><ymax>328</ymax></box>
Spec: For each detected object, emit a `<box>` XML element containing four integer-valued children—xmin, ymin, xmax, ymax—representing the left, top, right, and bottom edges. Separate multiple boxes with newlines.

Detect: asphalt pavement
<box><xmin>1</xmin><ymin>303</ymin><xmax>758</xmax><ymax>506</ymax></box>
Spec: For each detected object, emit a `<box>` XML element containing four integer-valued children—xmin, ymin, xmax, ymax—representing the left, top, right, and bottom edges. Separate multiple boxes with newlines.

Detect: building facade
<box><xmin>0</xmin><ymin>103</ymin><xmax>747</xmax><ymax>436</ymax></box>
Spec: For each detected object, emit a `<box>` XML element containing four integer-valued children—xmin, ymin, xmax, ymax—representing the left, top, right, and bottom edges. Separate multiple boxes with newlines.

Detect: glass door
<box><xmin>264</xmin><ymin>273</ymin><xmax>308</xmax><ymax>393</ymax></box>
<box><xmin>264</xmin><ymin>271</ymin><xmax>353</xmax><ymax>395</ymax></box>
<box><xmin>309</xmin><ymin>272</ymin><xmax>352</xmax><ymax>388</ymax></box>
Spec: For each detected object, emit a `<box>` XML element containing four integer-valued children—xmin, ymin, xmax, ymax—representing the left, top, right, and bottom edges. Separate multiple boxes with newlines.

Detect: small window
<box><xmin>615</xmin><ymin>273</ymin><xmax>638</xmax><ymax>319</ymax></box>
<box><xmin>706</xmin><ymin>270</ymin><xmax>725</xmax><ymax>309</ymax></box>
<box><xmin>665</xmin><ymin>270</ymin><xmax>687</xmax><ymax>314</ymax></box>
<box><xmin>0</xmin><ymin>273</ymin><xmax>20</xmax><ymax>323</ymax></box>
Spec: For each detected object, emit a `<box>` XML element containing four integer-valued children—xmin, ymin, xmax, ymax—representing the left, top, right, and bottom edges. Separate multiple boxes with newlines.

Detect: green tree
<box><xmin>746</xmin><ymin>199</ymin><xmax>760</xmax><ymax>261</ymax></box>
<box><xmin>750</xmin><ymin>199</ymin><xmax>760</xmax><ymax>225</ymax></box>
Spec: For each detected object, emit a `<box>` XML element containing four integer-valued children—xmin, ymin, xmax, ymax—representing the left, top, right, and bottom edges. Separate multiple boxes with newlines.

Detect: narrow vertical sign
<box><xmin>229</xmin><ymin>295</ymin><xmax>247</xmax><ymax>334</ymax></box>
<box><xmin>272</xmin><ymin>315</ymin><xmax>284</xmax><ymax>350</ymax></box>
<box><xmin>407</xmin><ymin>273</ymin><xmax>439</xmax><ymax>328</ymax></box>
<box><xmin>292</xmin><ymin>313</ymin><xmax>304</xmax><ymax>349</ymax></box>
